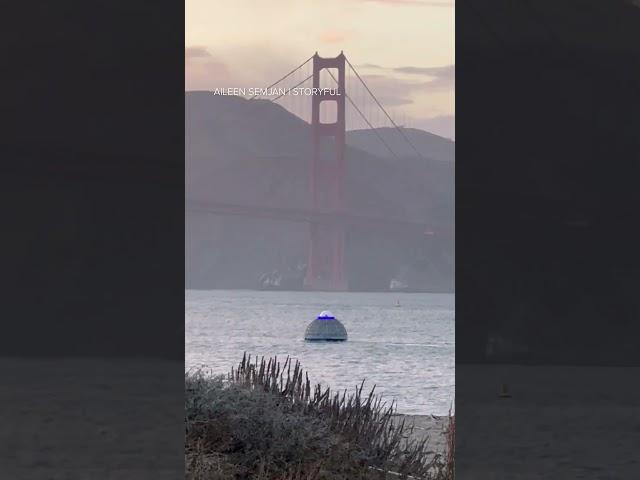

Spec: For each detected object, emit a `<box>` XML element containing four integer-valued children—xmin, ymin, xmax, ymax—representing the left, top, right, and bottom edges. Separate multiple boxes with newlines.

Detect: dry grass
<box><xmin>186</xmin><ymin>353</ymin><xmax>454</xmax><ymax>479</ymax></box>
<box><xmin>443</xmin><ymin>411</ymin><xmax>455</xmax><ymax>480</ymax></box>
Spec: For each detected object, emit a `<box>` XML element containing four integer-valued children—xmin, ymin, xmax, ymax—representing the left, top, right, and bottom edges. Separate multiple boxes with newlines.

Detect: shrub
<box><xmin>185</xmin><ymin>354</ymin><xmax>453</xmax><ymax>479</ymax></box>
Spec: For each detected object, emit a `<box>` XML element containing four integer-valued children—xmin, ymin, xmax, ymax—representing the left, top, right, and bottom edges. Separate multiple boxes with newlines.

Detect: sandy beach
<box><xmin>393</xmin><ymin>414</ymin><xmax>450</xmax><ymax>459</ymax></box>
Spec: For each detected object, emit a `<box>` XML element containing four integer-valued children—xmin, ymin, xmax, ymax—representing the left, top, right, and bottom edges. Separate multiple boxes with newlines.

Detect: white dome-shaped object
<box><xmin>305</xmin><ymin>311</ymin><xmax>347</xmax><ymax>341</ymax></box>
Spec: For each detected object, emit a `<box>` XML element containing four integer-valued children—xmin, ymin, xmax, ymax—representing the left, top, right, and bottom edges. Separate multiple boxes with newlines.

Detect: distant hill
<box><xmin>185</xmin><ymin>92</ymin><xmax>454</xmax><ymax>291</ymax></box>
<box><xmin>347</xmin><ymin>127</ymin><xmax>455</xmax><ymax>163</ymax></box>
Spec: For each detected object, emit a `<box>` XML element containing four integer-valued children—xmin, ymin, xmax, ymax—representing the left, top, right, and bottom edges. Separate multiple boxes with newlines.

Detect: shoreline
<box><xmin>392</xmin><ymin>414</ymin><xmax>450</xmax><ymax>458</ymax></box>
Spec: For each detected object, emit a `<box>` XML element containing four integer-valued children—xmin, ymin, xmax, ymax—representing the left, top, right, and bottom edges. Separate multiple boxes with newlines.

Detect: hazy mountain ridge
<box><xmin>185</xmin><ymin>92</ymin><xmax>454</xmax><ymax>291</ymax></box>
<box><xmin>347</xmin><ymin>127</ymin><xmax>455</xmax><ymax>163</ymax></box>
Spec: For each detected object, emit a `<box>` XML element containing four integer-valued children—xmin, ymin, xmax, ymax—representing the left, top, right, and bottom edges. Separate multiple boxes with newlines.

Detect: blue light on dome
<box><xmin>317</xmin><ymin>310</ymin><xmax>335</xmax><ymax>320</ymax></box>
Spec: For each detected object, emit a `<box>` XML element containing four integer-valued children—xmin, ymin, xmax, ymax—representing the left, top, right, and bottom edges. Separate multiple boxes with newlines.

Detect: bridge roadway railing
<box><xmin>185</xmin><ymin>199</ymin><xmax>453</xmax><ymax>238</ymax></box>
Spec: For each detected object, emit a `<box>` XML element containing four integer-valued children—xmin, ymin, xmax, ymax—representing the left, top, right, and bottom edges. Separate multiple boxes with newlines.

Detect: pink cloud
<box><xmin>319</xmin><ymin>30</ymin><xmax>349</xmax><ymax>44</ymax></box>
<box><xmin>185</xmin><ymin>46</ymin><xmax>232</xmax><ymax>90</ymax></box>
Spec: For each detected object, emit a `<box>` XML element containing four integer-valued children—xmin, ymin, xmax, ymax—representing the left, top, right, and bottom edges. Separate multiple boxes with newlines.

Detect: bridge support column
<box><xmin>304</xmin><ymin>53</ymin><xmax>348</xmax><ymax>291</ymax></box>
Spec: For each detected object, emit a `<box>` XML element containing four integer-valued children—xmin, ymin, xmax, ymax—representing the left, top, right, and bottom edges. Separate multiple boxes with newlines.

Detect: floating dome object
<box><xmin>305</xmin><ymin>310</ymin><xmax>348</xmax><ymax>341</ymax></box>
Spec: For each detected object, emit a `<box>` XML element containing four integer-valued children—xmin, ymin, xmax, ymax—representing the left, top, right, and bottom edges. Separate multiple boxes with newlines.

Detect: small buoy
<box><xmin>396</xmin><ymin>300</ymin><xmax>401</xmax><ymax>307</ymax></box>
<box><xmin>304</xmin><ymin>310</ymin><xmax>348</xmax><ymax>341</ymax></box>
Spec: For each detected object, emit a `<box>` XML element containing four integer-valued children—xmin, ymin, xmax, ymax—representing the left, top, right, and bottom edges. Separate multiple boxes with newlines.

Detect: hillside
<box><xmin>347</xmin><ymin>127</ymin><xmax>455</xmax><ymax>163</ymax></box>
<box><xmin>185</xmin><ymin>92</ymin><xmax>454</xmax><ymax>291</ymax></box>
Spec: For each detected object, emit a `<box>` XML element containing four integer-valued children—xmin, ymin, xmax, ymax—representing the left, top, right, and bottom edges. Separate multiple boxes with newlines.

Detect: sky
<box><xmin>185</xmin><ymin>0</ymin><xmax>455</xmax><ymax>139</ymax></box>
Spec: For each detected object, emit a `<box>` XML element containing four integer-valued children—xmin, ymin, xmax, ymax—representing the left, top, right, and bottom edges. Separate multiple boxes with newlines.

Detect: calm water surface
<box><xmin>186</xmin><ymin>290</ymin><xmax>454</xmax><ymax>415</ymax></box>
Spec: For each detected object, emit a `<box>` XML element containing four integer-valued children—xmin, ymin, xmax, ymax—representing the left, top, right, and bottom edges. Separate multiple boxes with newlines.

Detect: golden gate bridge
<box><xmin>186</xmin><ymin>52</ymin><xmax>453</xmax><ymax>291</ymax></box>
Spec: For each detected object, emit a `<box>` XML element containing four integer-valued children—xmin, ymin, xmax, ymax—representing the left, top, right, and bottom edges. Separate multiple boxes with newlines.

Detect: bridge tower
<box><xmin>304</xmin><ymin>53</ymin><xmax>348</xmax><ymax>291</ymax></box>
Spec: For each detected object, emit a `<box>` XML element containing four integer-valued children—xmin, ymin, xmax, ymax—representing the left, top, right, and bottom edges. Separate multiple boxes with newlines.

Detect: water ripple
<box><xmin>186</xmin><ymin>290</ymin><xmax>454</xmax><ymax>415</ymax></box>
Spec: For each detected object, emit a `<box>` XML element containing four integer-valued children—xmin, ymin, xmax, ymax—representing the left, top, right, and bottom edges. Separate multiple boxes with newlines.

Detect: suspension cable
<box><xmin>271</xmin><ymin>73</ymin><xmax>313</xmax><ymax>102</ymax></box>
<box><xmin>325</xmin><ymin>70</ymin><xmax>400</xmax><ymax>161</ymax></box>
<box><xmin>345</xmin><ymin>57</ymin><xmax>425</xmax><ymax>160</ymax></box>
<box><xmin>249</xmin><ymin>55</ymin><xmax>314</xmax><ymax>100</ymax></box>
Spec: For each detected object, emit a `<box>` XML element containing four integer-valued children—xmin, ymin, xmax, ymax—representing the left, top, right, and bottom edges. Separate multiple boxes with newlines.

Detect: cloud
<box><xmin>346</xmin><ymin>68</ymin><xmax>453</xmax><ymax>135</ymax></box>
<box><xmin>185</xmin><ymin>44</ymin><xmax>316</xmax><ymax>92</ymax></box>
<box><xmin>356</xmin><ymin>64</ymin><xmax>455</xmax><ymax>92</ymax></box>
<box><xmin>185</xmin><ymin>46</ymin><xmax>212</xmax><ymax>59</ymax></box>
<box><xmin>319</xmin><ymin>29</ymin><xmax>350</xmax><ymax>44</ymax></box>
<box><xmin>356</xmin><ymin>63</ymin><xmax>385</xmax><ymax>70</ymax></box>
<box><xmin>395</xmin><ymin>64</ymin><xmax>454</xmax><ymax>90</ymax></box>
<box><xmin>185</xmin><ymin>46</ymin><xmax>232</xmax><ymax>90</ymax></box>
<box><xmin>394</xmin><ymin>65</ymin><xmax>454</xmax><ymax>77</ymax></box>
<box><xmin>358</xmin><ymin>74</ymin><xmax>428</xmax><ymax>107</ymax></box>
<box><xmin>357</xmin><ymin>64</ymin><xmax>454</xmax><ymax>100</ymax></box>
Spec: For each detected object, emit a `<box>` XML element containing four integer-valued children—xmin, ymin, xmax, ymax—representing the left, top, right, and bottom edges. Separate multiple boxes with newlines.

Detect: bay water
<box><xmin>186</xmin><ymin>290</ymin><xmax>454</xmax><ymax>415</ymax></box>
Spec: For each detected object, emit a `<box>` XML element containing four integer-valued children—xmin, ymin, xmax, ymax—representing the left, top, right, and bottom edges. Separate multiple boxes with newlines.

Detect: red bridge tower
<box><xmin>304</xmin><ymin>53</ymin><xmax>348</xmax><ymax>291</ymax></box>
